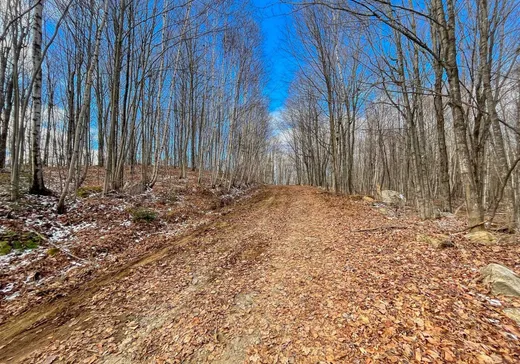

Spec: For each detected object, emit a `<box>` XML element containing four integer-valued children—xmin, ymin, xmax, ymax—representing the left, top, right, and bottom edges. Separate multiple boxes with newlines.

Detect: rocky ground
<box><xmin>1</xmin><ymin>185</ymin><xmax>519</xmax><ymax>363</ymax></box>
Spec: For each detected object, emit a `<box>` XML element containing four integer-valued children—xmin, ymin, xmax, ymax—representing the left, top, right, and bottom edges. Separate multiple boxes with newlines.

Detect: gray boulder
<box><xmin>480</xmin><ymin>263</ymin><xmax>520</xmax><ymax>297</ymax></box>
<box><xmin>376</xmin><ymin>184</ymin><xmax>405</xmax><ymax>206</ymax></box>
<box><xmin>381</xmin><ymin>190</ymin><xmax>405</xmax><ymax>205</ymax></box>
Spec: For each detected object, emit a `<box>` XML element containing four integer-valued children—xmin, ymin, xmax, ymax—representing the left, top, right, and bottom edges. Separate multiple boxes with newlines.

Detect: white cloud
<box><xmin>268</xmin><ymin>107</ymin><xmax>294</xmax><ymax>152</ymax></box>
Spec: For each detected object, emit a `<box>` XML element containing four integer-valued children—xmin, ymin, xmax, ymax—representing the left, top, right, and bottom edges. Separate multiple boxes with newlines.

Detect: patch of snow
<box><xmin>25</xmin><ymin>216</ymin><xmax>47</xmax><ymax>227</ymax></box>
<box><xmin>68</xmin><ymin>201</ymin><xmax>80</xmax><ymax>211</ymax></box>
<box><xmin>477</xmin><ymin>294</ymin><xmax>503</xmax><ymax>307</ymax></box>
<box><xmin>0</xmin><ymin>248</ymin><xmax>42</xmax><ymax>272</ymax></box>
<box><xmin>49</xmin><ymin>228</ymin><xmax>71</xmax><ymax>242</ymax></box>
<box><xmin>1</xmin><ymin>282</ymin><xmax>14</xmax><ymax>293</ymax></box>
<box><xmin>485</xmin><ymin>318</ymin><xmax>500</xmax><ymax>325</ymax></box>
<box><xmin>505</xmin><ymin>333</ymin><xmax>518</xmax><ymax>340</ymax></box>
<box><xmin>488</xmin><ymin>298</ymin><xmax>502</xmax><ymax>307</ymax></box>
<box><xmin>4</xmin><ymin>291</ymin><xmax>20</xmax><ymax>301</ymax></box>
<box><xmin>72</xmin><ymin>222</ymin><xmax>97</xmax><ymax>232</ymax></box>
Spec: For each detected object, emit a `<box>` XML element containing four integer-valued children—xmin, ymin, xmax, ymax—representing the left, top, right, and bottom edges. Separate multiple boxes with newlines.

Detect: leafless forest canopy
<box><xmin>1</xmin><ymin>0</ymin><xmax>520</xmax><ymax>230</ymax></box>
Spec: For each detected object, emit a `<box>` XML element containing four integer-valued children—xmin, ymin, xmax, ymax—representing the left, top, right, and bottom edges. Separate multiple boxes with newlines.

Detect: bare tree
<box><xmin>29</xmin><ymin>0</ymin><xmax>50</xmax><ymax>195</ymax></box>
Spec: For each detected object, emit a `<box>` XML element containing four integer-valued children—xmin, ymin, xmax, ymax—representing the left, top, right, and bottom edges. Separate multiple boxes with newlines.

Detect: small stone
<box><xmin>417</xmin><ymin>234</ymin><xmax>454</xmax><ymax>249</ymax></box>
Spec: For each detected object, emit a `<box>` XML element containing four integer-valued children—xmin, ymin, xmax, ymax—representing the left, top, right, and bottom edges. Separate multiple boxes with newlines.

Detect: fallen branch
<box><xmin>27</xmin><ymin>229</ymin><xmax>89</xmax><ymax>264</ymax></box>
<box><xmin>453</xmin><ymin>203</ymin><xmax>465</xmax><ymax>216</ymax></box>
<box><xmin>352</xmin><ymin>225</ymin><xmax>408</xmax><ymax>232</ymax></box>
<box><xmin>449</xmin><ymin>221</ymin><xmax>486</xmax><ymax>235</ymax></box>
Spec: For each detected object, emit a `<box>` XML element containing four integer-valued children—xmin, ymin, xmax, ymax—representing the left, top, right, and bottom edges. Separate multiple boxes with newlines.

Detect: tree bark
<box><xmin>29</xmin><ymin>0</ymin><xmax>50</xmax><ymax>195</ymax></box>
<box><xmin>436</xmin><ymin>0</ymin><xmax>484</xmax><ymax>229</ymax></box>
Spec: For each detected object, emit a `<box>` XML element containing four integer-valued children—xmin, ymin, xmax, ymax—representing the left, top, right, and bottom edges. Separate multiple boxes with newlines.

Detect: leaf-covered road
<box><xmin>1</xmin><ymin>186</ymin><xmax>519</xmax><ymax>363</ymax></box>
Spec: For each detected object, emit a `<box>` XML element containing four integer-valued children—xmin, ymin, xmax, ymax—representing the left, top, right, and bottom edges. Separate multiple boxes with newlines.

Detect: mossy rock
<box><xmin>24</xmin><ymin>239</ymin><xmax>40</xmax><ymax>249</ymax></box>
<box><xmin>47</xmin><ymin>247</ymin><xmax>60</xmax><ymax>256</ymax></box>
<box><xmin>466</xmin><ymin>230</ymin><xmax>496</xmax><ymax>244</ymax></box>
<box><xmin>22</xmin><ymin>232</ymin><xmax>41</xmax><ymax>248</ymax></box>
<box><xmin>130</xmin><ymin>207</ymin><xmax>157</xmax><ymax>223</ymax></box>
<box><xmin>77</xmin><ymin>186</ymin><xmax>103</xmax><ymax>198</ymax></box>
<box><xmin>0</xmin><ymin>241</ymin><xmax>12</xmax><ymax>255</ymax></box>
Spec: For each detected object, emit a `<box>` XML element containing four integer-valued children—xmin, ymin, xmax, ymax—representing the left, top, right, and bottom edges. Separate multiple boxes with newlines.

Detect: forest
<box><xmin>1</xmin><ymin>0</ymin><xmax>520</xmax><ymax>363</ymax></box>
<box><xmin>274</xmin><ymin>0</ymin><xmax>520</xmax><ymax>231</ymax></box>
<box><xmin>0</xmin><ymin>0</ymin><xmax>518</xmax><ymax>230</ymax></box>
<box><xmin>1</xmin><ymin>0</ymin><xmax>271</xmax><ymax>211</ymax></box>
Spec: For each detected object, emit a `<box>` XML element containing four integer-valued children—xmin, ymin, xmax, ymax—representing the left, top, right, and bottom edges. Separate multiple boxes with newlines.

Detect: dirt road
<box><xmin>1</xmin><ymin>186</ymin><xmax>519</xmax><ymax>363</ymax></box>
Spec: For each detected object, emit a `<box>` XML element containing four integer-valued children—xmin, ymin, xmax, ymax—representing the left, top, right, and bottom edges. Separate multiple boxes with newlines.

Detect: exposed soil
<box><xmin>0</xmin><ymin>167</ymin><xmax>255</xmax><ymax>323</ymax></box>
<box><xmin>1</xmin><ymin>186</ymin><xmax>519</xmax><ymax>363</ymax></box>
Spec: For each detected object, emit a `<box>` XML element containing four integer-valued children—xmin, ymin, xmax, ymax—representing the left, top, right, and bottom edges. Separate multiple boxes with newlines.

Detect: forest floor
<box><xmin>0</xmin><ymin>167</ymin><xmax>255</xmax><ymax>324</ymax></box>
<box><xmin>1</xmin><ymin>185</ymin><xmax>520</xmax><ymax>363</ymax></box>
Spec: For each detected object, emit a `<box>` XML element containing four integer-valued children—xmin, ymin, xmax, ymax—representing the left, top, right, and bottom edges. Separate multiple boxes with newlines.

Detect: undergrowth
<box><xmin>129</xmin><ymin>207</ymin><xmax>158</xmax><ymax>223</ymax></box>
<box><xmin>0</xmin><ymin>230</ymin><xmax>42</xmax><ymax>255</ymax></box>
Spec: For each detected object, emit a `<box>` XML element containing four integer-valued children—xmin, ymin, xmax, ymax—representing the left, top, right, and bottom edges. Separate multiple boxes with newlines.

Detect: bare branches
<box><xmin>279</xmin><ymin>0</ymin><xmax>520</xmax><ymax>229</ymax></box>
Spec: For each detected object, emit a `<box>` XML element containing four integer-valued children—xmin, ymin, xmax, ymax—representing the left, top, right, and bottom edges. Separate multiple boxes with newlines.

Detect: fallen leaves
<box><xmin>1</xmin><ymin>186</ymin><xmax>520</xmax><ymax>363</ymax></box>
<box><xmin>0</xmin><ymin>167</ymin><xmax>257</xmax><ymax>324</ymax></box>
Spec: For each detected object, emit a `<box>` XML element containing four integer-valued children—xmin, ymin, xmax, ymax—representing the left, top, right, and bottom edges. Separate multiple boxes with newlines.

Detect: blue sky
<box><xmin>252</xmin><ymin>0</ymin><xmax>295</xmax><ymax>112</ymax></box>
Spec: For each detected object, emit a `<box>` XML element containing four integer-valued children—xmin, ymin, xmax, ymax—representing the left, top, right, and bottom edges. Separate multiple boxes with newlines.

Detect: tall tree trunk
<box><xmin>29</xmin><ymin>0</ymin><xmax>50</xmax><ymax>195</ymax></box>
<box><xmin>516</xmin><ymin>74</ymin><xmax>520</xmax><ymax>229</ymax></box>
<box><xmin>95</xmin><ymin>59</ymin><xmax>104</xmax><ymax>167</ymax></box>
<box><xmin>435</xmin><ymin>0</ymin><xmax>484</xmax><ymax>230</ymax></box>
<box><xmin>0</xmin><ymin>47</ymin><xmax>8</xmax><ymax>169</ymax></box>
<box><xmin>432</xmin><ymin>57</ymin><xmax>451</xmax><ymax>212</ymax></box>
<box><xmin>43</xmin><ymin>68</ymin><xmax>53</xmax><ymax>166</ymax></box>
<box><xmin>0</xmin><ymin>77</ymin><xmax>13</xmax><ymax>169</ymax></box>
<box><xmin>103</xmin><ymin>2</ymin><xmax>125</xmax><ymax>193</ymax></box>
<box><xmin>10</xmin><ymin>32</ymin><xmax>23</xmax><ymax>201</ymax></box>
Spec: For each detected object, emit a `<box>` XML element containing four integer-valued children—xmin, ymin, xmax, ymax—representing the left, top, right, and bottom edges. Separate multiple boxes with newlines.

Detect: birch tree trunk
<box><xmin>0</xmin><ymin>76</ymin><xmax>13</xmax><ymax>169</ymax></box>
<box><xmin>29</xmin><ymin>0</ymin><xmax>49</xmax><ymax>195</ymax></box>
